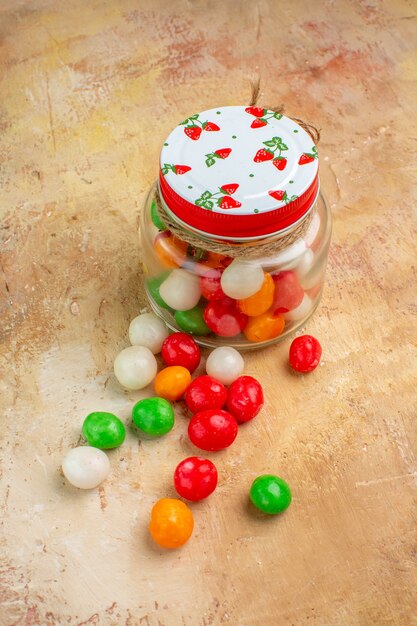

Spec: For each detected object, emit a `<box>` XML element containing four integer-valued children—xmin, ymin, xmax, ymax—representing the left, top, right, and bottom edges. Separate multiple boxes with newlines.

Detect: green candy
<box><xmin>249</xmin><ymin>475</ymin><xmax>292</xmax><ymax>515</ymax></box>
<box><xmin>146</xmin><ymin>272</ymin><xmax>173</xmax><ymax>312</ymax></box>
<box><xmin>150</xmin><ymin>199</ymin><xmax>167</xmax><ymax>231</ymax></box>
<box><xmin>82</xmin><ymin>412</ymin><xmax>126</xmax><ymax>449</ymax></box>
<box><xmin>175</xmin><ymin>306</ymin><xmax>210</xmax><ymax>336</ymax></box>
<box><xmin>132</xmin><ymin>397</ymin><xmax>174</xmax><ymax>437</ymax></box>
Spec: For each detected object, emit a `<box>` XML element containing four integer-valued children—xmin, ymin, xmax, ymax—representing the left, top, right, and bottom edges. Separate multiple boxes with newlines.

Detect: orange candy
<box><xmin>238</xmin><ymin>273</ymin><xmax>275</xmax><ymax>317</ymax></box>
<box><xmin>154</xmin><ymin>233</ymin><xmax>187</xmax><ymax>268</ymax></box>
<box><xmin>154</xmin><ymin>365</ymin><xmax>192</xmax><ymax>401</ymax></box>
<box><xmin>149</xmin><ymin>498</ymin><xmax>194</xmax><ymax>549</ymax></box>
<box><xmin>243</xmin><ymin>310</ymin><xmax>285</xmax><ymax>343</ymax></box>
<box><xmin>203</xmin><ymin>251</ymin><xmax>232</xmax><ymax>269</ymax></box>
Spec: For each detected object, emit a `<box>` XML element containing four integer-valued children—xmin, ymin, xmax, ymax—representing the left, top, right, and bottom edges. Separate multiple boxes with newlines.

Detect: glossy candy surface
<box><xmin>161</xmin><ymin>333</ymin><xmax>201</xmax><ymax>372</ymax></box>
<box><xmin>159</xmin><ymin>269</ymin><xmax>201</xmax><ymax>311</ymax></box>
<box><xmin>149</xmin><ymin>498</ymin><xmax>194</xmax><ymax>549</ymax></box>
<box><xmin>238</xmin><ymin>273</ymin><xmax>275</xmax><ymax>317</ymax></box>
<box><xmin>226</xmin><ymin>376</ymin><xmax>264</xmax><ymax>423</ymax></box>
<box><xmin>243</xmin><ymin>311</ymin><xmax>285</xmax><ymax>343</ymax></box>
<box><xmin>128</xmin><ymin>312</ymin><xmax>169</xmax><ymax>354</ymax></box>
<box><xmin>284</xmin><ymin>294</ymin><xmax>313</xmax><ymax>321</ymax></box>
<box><xmin>113</xmin><ymin>346</ymin><xmax>157</xmax><ymax>390</ymax></box>
<box><xmin>132</xmin><ymin>397</ymin><xmax>175</xmax><ymax>437</ymax></box>
<box><xmin>185</xmin><ymin>375</ymin><xmax>227</xmax><ymax>413</ymax></box>
<box><xmin>204</xmin><ymin>298</ymin><xmax>248</xmax><ymax>337</ymax></box>
<box><xmin>188</xmin><ymin>409</ymin><xmax>238</xmax><ymax>451</ymax></box>
<box><xmin>154</xmin><ymin>232</ymin><xmax>187</xmax><ymax>268</ymax></box>
<box><xmin>221</xmin><ymin>259</ymin><xmax>265</xmax><ymax>300</ymax></box>
<box><xmin>250</xmin><ymin>474</ymin><xmax>292</xmax><ymax>514</ymax></box>
<box><xmin>289</xmin><ymin>334</ymin><xmax>322</xmax><ymax>373</ymax></box>
<box><xmin>82</xmin><ymin>412</ymin><xmax>126</xmax><ymax>449</ymax></box>
<box><xmin>206</xmin><ymin>346</ymin><xmax>244</xmax><ymax>385</ymax></box>
<box><xmin>174</xmin><ymin>306</ymin><xmax>211</xmax><ymax>336</ymax></box>
<box><xmin>174</xmin><ymin>456</ymin><xmax>218</xmax><ymax>501</ymax></box>
<box><xmin>200</xmin><ymin>269</ymin><xmax>225</xmax><ymax>300</ymax></box>
<box><xmin>154</xmin><ymin>365</ymin><xmax>192</xmax><ymax>401</ymax></box>
<box><xmin>147</xmin><ymin>272</ymin><xmax>174</xmax><ymax>311</ymax></box>
<box><xmin>62</xmin><ymin>447</ymin><xmax>110</xmax><ymax>490</ymax></box>
<box><xmin>271</xmin><ymin>271</ymin><xmax>304</xmax><ymax>313</ymax></box>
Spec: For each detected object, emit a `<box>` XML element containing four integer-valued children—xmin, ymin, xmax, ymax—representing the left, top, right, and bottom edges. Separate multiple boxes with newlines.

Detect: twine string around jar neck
<box><xmin>153</xmin><ymin>84</ymin><xmax>320</xmax><ymax>260</ymax></box>
<box><xmin>154</xmin><ymin>188</ymin><xmax>315</xmax><ymax>260</ymax></box>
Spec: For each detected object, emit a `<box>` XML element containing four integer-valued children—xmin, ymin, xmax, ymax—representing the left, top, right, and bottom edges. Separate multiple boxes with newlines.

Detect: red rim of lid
<box><xmin>159</xmin><ymin>170</ymin><xmax>319</xmax><ymax>238</ymax></box>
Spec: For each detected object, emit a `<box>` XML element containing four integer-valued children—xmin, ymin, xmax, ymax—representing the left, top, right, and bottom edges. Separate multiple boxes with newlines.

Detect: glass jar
<box><xmin>140</xmin><ymin>106</ymin><xmax>331</xmax><ymax>349</ymax></box>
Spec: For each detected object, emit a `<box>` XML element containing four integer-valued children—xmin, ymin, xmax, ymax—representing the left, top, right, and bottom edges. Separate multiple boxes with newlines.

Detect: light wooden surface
<box><xmin>1</xmin><ymin>1</ymin><xmax>416</xmax><ymax>624</ymax></box>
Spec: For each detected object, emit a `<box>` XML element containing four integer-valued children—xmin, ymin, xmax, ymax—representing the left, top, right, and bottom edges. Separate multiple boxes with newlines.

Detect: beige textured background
<box><xmin>1</xmin><ymin>1</ymin><xmax>416</xmax><ymax>624</ymax></box>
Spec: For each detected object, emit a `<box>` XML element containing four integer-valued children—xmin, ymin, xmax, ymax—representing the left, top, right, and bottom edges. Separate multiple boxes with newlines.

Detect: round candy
<box><xmin>185</xmin><ymin>375</ymin><xmax>227</xmax><ymax>413</ymax></box>
<box><xmin>238</xmin><ymin>273</ymin><xmax>274</xmax><ymax>317</ymax></box>
<box><xmin>174</xmin><ymin>306</ymin><xmax>211</xmax><ymax>336</ymax></box>
<box><xmin>82</xmin><ymin>412</ymin><xmax>126</xmax><ymax>449</ymax></box>
<box><xmin>147</xmin><ymin>272</ymin><xmax>174</xmax><ymax>311</ymax></box>
<box><xmin>161</xmin><ymin>333</ymin><xmax>201</xmax><ymax>372</ymax></box>
<box><xmin>206</xmin><ymin>346</ymin><xmax>244</xmax><ymax>385</ymax></box>
<box><xmin>149</xmin><ymin>498</ymin><xmax>194</xmax><ymax>549</ymax></box>
<box><xmin>159</xmin><ymin>269</ymin><xmax>201</xmax><ymax>311</ymax></box>
<box><xmin>62</xmin><ymin>446</ymin><xmax>110</xmax><ymax>489</ymax></box>
<box><xmin>128</xmin><ymin>312</ymin><xmax>169</xmax><ymax>354</ymax></box>
<box><xmin>243</xmin><ymin>311</ymin><xmax>285</xmax><ymax>343</ymax></box>
<box><xmin>188</xmin><ymin>409</ymin><xmax>238</xmax><ymax>451</ymax></box>
<box><xmin>249</xmin><ymin>475</ymin><xmax>292</xmax><ymax>514</ymax></box>
<box><xmin>114</xmin><ymin>346</ymin><xmax>157</xmax><ymax>390</ymax></box>
<box><xmin>220</xmin><ymin>259</ymin><xmax>265</xmax><ymax>300</ymax></box>
<box><xmin>154</xmin><ymin>365</ymin><xmax>192</xmax><ymax>401</ymax></box>
<box><xmin>226</xmin><ymin>376</ymin><xmax>264</xmax><ymax>423</ymax></box>
<box><xmin>154</xmin><ymin>232</ymin><xmax>187</xmax><ymax>268</ymax></box>
<box><xmin>200</xmin><ymin>269</ymin><xmax>225</xmax><ymax>301</ymax></box>
<box><xmin>283</xmin><ymin>294</ymin><xmax>313</xmax><ymax>322</ymax></box>
<box><xmin>204</xmin><ymin>298</ymin><xmax>248</xmax><ymax>337</ymax></box>
<box><xmin>289</xmin><ymin>334</ymin><xmax>322</xmax><ymax>373</ymax></box>
<box><xmin>132</xmin><ymin>397</ymin><xmax>174</xmax><ymax>437</ymax></box>
<box><xmin>174</xmin><ymin>456</ymin><xmax>218</xmax><ymax>501</ymax></box>
<box><xmin>151</xmin><ymin>198</ymin><xmax>166</xmax><ymax>231</ymax></box>
<box><xmin>295</xmin><ymin>249</ymin><xmax>315</xmax><ymax>279</ymax></box>
<box><xmin>271</xmin><ymin>271</ymin><xmax>304</xmax><ymax>313</ymax></box>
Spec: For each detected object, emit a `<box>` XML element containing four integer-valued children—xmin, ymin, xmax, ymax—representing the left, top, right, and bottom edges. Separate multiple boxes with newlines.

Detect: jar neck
<box><xmin>156</xmin><ymin>183</ymin><xmax>318</xmax><ymax>250</ymax></box>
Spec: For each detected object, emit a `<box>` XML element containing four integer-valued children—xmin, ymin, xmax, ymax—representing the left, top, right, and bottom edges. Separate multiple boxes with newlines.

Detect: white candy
<box><xmin>129</xmin><ymin>313</ymin><xmax>168</xmax><ymax>354</ymax></box>
<box><xmin>62</xmin><ymin>446</ymin><xmax>110</xmax><ymax>489</ymax></box>
<box><xmin>220</xmin><ymin>260</ymin><xmax>264</xmax><ymax>300</ymax></box>
<box><xmin>272</xmin><ymin>239</ymin><xmax>307</xmax><ymax>271</ymax></box>
<box><xmin>304</xmin><ymin>212</ymin><xmax>321</xmax><ymax>247</ymax></box>
<box><xmin>206</xmin><ymin>346</ymin><xmax>244</xmax><ymax>386</ymax></box>
<box><xmin>159</xmin><ymin>269</ymin><xmax>201</xmax><ymax>311</ymax></box>
<box><xmin>295</xmin><ymin>249</ymin><xmax>315</xmax><ymax>279</ymax></box>
<box><xmin>114</xmin><ymin>345</ymin><xmax>157</xmax><ymax>390</ymax></box>
<box><xmin>284</xmin><ymin>294</ymin><xmax>313</xmax><ymax>322</ymax></box>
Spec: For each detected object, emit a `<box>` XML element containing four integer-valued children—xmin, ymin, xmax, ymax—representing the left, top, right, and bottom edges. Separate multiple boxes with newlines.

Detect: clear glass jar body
<box><xmin>140</xmin><ymin>185</ymin><xmax>331</xmax><ymax>350</ymax></box>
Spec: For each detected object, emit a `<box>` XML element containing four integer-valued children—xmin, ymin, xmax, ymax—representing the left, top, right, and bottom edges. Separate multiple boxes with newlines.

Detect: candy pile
<box><xmin>146</xmin><ymin>207</ymin><xmax>322</xmax><ymax>343</ymax></box>
<box><xmin>61</xmin><ymin>312</ymin><xmax>322</xmax><ymax>549</ymax></box>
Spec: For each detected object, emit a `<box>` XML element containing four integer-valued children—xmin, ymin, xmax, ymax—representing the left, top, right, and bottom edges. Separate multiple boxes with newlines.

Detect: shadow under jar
<box><xmin>140</xmin><ymin>106</ymin><xmax>331</xmax><ymax>350</ymax></box>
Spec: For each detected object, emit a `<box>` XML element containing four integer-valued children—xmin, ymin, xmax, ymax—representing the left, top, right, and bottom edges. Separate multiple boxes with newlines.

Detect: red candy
<box><xmin>289</xmin><ymin>335</ymin><xmax>322</xmax><ymax>373</ymax></box>
<box><xmin>174</xmin><ymin>456</ymin><xmax>218</xmax><ymax>501</ymax></box>
<box><xmin>200</xmin><ymin>269</ymin><xmax>225</xmax><ymax>301</ymax></box>
<box><xmin>204</xmin><ymin>298</ymin><xmax>248</xmax><ymax>337</ymax></box>
<box><xmin>188</xmin><ymin>409</ymin><xmax>238</xmax><ymax>451</ymax></box>
<box><xmin>271</xmin><ymin>271</ymin><xmax>304</xmax><ymax>313</ymax></box>
<box><xmin>226</xmin><ymin>376</ymin><xmax>264</xmax><ymax>423</ymax></box>
<box><xmin>185</xmin><ymin>375</ymin><xmax>227</xmax><ymax>413</ymax></box>
<box><xmin>161</xmin><ymin>332</ymin><xmax>201</xmax><ymax>373</ymax></box>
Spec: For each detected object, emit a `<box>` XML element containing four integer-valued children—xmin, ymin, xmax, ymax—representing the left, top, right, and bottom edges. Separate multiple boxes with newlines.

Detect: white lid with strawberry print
<box><xmin>159</xmin><ymin>106</ymin><xmax>319</xmax><ymax>240</ymax></box>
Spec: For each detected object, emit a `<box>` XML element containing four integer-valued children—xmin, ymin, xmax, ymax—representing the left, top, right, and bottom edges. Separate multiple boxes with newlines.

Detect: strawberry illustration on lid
<box><xmin>159</xmin><ymin>106</ymin><xmax>319</xmax><ymax>240</ymax></box>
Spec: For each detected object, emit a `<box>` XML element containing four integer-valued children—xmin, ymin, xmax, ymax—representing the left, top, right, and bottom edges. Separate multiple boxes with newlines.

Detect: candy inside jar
<box><xmin>140</xmin><ymin>106</ymin><xmax>331</xmax><ymax>349</ymax></box>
